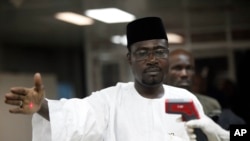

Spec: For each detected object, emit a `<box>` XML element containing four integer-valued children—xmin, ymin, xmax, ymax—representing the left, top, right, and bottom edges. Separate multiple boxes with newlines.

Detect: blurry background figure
<box><xmin>165</xmin><ymin>48</ymin><xmax>246</xmax><ymax>130</ymax></box>
<box><xmin>212</xmin><ymin>76</ymin><xmax>246</xmax><ymax>130</ymax></box>
<box><xmin>192</xmin><ymin>73</ymin><xmax>207</xmax><ymax>95</ymax></box>
<box><xmin>165</xmin><ymin>49</ymin><xmax>222</xmax><ymax>118</ymax></box>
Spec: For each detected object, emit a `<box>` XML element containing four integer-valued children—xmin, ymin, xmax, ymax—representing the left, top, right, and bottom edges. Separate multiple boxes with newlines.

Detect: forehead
<box><xmin>130</xmin><ymin>39</ymin><xmax>168</xmax><ymax>50</ymax></box>
<box><xmin>169</xmin><ymin>53</ymin><xmax>194</xmax><ymax>65</ymax></box>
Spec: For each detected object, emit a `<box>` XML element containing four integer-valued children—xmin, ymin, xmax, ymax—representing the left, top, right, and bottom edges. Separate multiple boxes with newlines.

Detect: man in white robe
<box><xmin>32</xmin><ymin>82</ymin><xmax>204</xmax><ymax>141</ymax></box>
<box><xmin>5</xmin><ymin>17</ymin><xmax>229</xmax><ymax>141</ymax></box>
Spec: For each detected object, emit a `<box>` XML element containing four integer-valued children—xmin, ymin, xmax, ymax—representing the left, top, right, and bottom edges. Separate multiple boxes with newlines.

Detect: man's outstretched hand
<box><xmin>5</xmin><ymin>72</ymin><xmax>45</xmax><ymax>114</ymax></box>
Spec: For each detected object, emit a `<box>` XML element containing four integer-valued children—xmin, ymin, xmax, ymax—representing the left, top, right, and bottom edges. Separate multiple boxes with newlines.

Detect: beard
<box><xmin>141</xmin><ymin>74</ymin><xmax>163</xmax><ymax>87</ymax></box>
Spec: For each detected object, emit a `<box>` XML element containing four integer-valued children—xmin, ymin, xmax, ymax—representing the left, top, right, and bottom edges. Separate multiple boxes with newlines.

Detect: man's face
<box><xmin>166</xmin><ymin>52</ymin><xmax>195</xmax><ymax>90</ymax></box>
<box><xmin>128</xmin><ymin>39</ymin><xmax>169</xmax><ymax>87</ymax></box>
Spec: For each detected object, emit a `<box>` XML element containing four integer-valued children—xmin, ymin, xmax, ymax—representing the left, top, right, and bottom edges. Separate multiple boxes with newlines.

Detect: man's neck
<box><xmin>134</xmin><ymin>82</ymin><xmax>164</xmax><ymax>99</ymax></box>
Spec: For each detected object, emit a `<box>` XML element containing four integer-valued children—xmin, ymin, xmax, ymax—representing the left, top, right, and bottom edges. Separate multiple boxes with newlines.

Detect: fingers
<box><xmin>5</xmin><ymin>93</ymin><xmax>24</xmax><ymax>100</ymax></box>
<box><xmin>10</xmin><ymin>87</ymin><xmax>28</xmax><ymax>96</ymax></box>
<box><xmin>185</xmin><ymin>124</ymin><xmax>197</xmax><ymax>141</ymax></box>
<box><xmin>186</xmin><ymin>127</ymin><xmax>195</xmax><ymax>133</ymax></box>
<box><xmin>9</xmin><ymin>107</ymin><xmax>25</xmax><ymax>113</ymax></box>
<box><xmin>5</xmin><ymin>92</ymin><xmax>24</xmax><ymax>108</ymax></box>
<box><xmin>5</xmin><ymin>99</ymin><xmax>22</xmax><ymax>106</ymax></box>
<box><xmin>187</xmin><ymin>131</ymin><xmax>197</xmax><ymax>141</ymax></box>
<box><xmin>176</xmin><ymin>116</ymin><xmax>183</xmax><ymax>122</ymax></box>
<box><xmin>34</xmin><ymin>72</ymin><xmax>44</xmax><ymax>92</ymax></box>
<box><xmin>186</xmin><ymin>119</ymin><xmax>202</xmax><ymax>129</ymax></box>
<box><xmin>189</xmin><ymin>136</ymin><xmax>197</xmax><ymax>141</ymax></box>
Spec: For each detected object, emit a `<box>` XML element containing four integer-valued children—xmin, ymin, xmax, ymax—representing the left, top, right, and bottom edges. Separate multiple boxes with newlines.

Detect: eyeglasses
<box><xmin>132</xmin><ymin>48</ymin><xmax>169</xmax><ymax>61</ymax></box>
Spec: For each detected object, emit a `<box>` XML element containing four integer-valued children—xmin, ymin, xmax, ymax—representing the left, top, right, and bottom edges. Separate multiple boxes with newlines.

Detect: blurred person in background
<box><xmin>213</xmin><ymin>76</ymin><xmax>246</xmax><ymax>130</ymax></box>
<box><xmin>164</xmin><ymin>48</ymin><xmax>245</xmax><ymax>130</ymax></box>
<box><xmin>164</xmin><ymin>48</ymin><xmax>222</xmax><ymax>118</ymax></box>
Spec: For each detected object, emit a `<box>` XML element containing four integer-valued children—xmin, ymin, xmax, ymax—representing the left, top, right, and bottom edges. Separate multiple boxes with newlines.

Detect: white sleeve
<box><xmin>32</xmin><ymin>113</ymin><xmax>52</xmax><ymax>141</ymax></box>
<box><xmin>32</xmin><ymin>98</ymin><xmax>107</xmax><ymax>141</ymax></box>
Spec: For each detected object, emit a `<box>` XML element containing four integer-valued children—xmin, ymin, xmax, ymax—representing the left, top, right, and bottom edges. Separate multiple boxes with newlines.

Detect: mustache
<box><xmin>178</xmin><ymin>79</ymin><xmax>191</xmax><ymax>83</ymax></box>
<box><xmin>144</xmin><ymin>66</ymin><xmax>161</xmax><ymax>72</ymax></box>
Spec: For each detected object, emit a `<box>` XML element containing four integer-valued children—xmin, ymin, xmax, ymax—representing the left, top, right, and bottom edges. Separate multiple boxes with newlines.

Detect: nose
<box><xmin>180</xmin><ymin>69</ymin><xmax>188</xmax><ymax>76</ymax></box>
<box><xmin>147</xmin><ymin>53</ymin><xmax>157</xmax><ymax>63</ymax></box>
<box><xmin>147</xmin><ymin>51</ymin><xmax>157</xmax><ymax>60</ymax></box>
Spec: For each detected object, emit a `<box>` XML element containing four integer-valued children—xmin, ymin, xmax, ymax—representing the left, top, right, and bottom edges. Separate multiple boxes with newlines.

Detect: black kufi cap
<box><xmin>126</xmin><ymin>17</ymin><xmax>168</xmax><ymax>49</ymax></box>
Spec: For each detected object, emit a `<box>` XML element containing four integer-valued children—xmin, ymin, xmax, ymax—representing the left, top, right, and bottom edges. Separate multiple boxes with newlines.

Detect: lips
<box><xmin>178</xmin><ymin>80</ymin><xmax>191</xmax><ymax>86</ymax></box>
<box><xmin>145</xmin><ymin>67</ymin><xmax>160</xmax><ymax>72</ymax></box>
<box><xmin>144</xmin><ymin>67</ymin><xmax>161</xmax><ymax>74</ymax></box>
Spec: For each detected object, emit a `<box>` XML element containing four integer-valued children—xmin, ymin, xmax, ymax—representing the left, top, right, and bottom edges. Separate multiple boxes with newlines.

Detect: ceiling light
<box><xmin>85</xmin><ymin>8</ymin><xmax>135</xmax><ymax>24</ymax></box>
<box><xmin>111</xmin><ymin>35</ymin><xmax>127</xmax><ymax>46</ymax></box>
<box><xmin>55</xmin><ymin>12</ymin><xmax>94</xmax><ymax>26</ymax></box>
<box><xmin>167</xmin><ymin>33</ymin><xmax>184</xmax><ymax>44</ymax></box>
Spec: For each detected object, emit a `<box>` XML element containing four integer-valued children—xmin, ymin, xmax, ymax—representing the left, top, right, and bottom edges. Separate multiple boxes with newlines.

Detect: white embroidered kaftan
<box><xmin>32</xmin><ymin>82</ymin><xmax>204</xmax><ymax>141</ymax></box>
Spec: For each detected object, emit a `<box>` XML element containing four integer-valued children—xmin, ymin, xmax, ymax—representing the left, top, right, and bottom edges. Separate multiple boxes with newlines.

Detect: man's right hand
<box><xmin>5</xmin><ymin>72</ymin><xmax>45</xmax><ymax>115</ymax></box>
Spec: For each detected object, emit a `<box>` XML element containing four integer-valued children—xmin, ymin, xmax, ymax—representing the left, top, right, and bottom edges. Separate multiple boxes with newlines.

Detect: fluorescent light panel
<box><xmin>55</xmin><ymin>12</ymin><xmax>94</xmax><ymax>26</ymax></box>
<box><xmin>85</xmin><ymin>8</ymin><xmax>135</xmax><ymax>23</ymax></box>
<box><xmin>167</xmin><ymin>33</ymin><xmax>184</xmax><ymax>44</ymax></box>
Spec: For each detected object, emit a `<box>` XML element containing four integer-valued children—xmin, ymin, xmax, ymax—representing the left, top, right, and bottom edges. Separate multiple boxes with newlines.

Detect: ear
<box><xmin>127</xmin><ymin>52</ymin><xmax>132</xmax><ymax>64</ymax></box>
